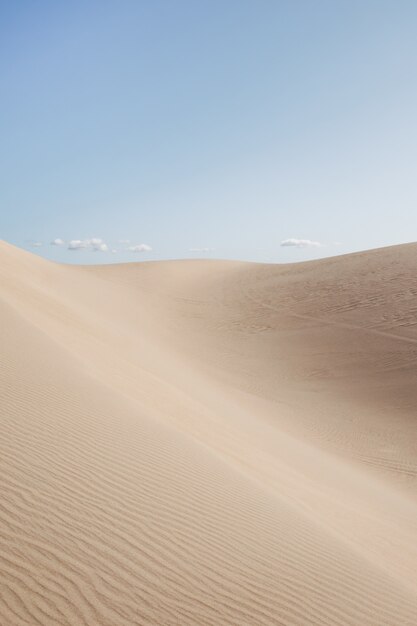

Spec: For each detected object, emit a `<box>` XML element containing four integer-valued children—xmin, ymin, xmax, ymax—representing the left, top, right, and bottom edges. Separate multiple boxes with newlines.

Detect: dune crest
<box><xmin>1</xmin><ymin>239</ymin><xmax>417</xmax><ymax>625</ymax></box>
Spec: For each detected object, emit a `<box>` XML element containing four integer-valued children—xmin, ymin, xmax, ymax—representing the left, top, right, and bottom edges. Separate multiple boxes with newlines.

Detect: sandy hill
<box><xmin>1</xmin><ymin>239</ymin><xmax>417</xmax><ymax>625</ymax></box>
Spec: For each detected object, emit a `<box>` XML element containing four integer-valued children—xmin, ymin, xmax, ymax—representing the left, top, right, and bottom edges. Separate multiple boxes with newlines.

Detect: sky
<box><xmin>1</xmin><ymin>0</ymin><xmax>417</xmax><ymax>264</ymax></box>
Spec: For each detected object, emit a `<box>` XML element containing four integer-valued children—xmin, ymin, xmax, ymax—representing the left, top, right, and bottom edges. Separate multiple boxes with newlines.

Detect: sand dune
<box><xmin>1</xmin><ymin>240</ymin><xmax>417</xmax><ymax>625</ymax></box>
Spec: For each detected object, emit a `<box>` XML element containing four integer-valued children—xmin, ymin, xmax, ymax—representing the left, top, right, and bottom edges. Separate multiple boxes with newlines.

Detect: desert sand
<box><xmin>1</xmin><ymin>239</ymin><xmax>417</xmax><ymax>625</ymax></box>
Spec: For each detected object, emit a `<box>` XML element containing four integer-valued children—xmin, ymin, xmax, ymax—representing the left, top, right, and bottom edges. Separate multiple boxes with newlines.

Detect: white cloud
<box><xmin>93</xmin><ymin>243</ymin><xmax>109</xmax><ymax>252</ymax></box>
<box><xmin>68</xmin><ymin>239</ymin><xmax>90</xmax><ymax>250</ymax></box>
<box><xmin>280</xmin><ymin>238</ymin><xmax>322</xmax><ymax>248</ymax></box>
<box><xmin>31</xmin><ymin>242</ymin><xmax>43</xmax><ymax>247</ymax></box>
<box><xmin>189</xmin><ymin>247</ymin><xmax>215</xmax><ymax>252</ymax></box>
<box><xmin>127</xmin><ymin>244</ymin><xmax>152</xmax><ymax>252</ymax></box>
<box><xmin>51</xmin><ymin>238</ymin><xmax>65</xmax><ymax>246</ymax></box>
<box><xmin>68</xmin><ymin>238</ymin><xmax>109</xmax><ymax>251</ymax></box>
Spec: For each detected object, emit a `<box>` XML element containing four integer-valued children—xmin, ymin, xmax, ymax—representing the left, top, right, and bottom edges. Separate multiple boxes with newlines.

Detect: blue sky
<box><xmin>1</xmin><ymin>0</ymin><xmax>417</xmax><ymax>263</ymax></box>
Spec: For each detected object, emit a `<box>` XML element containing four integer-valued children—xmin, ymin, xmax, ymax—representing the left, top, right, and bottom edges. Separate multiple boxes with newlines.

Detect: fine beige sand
<box><xmin>1</xmin><ymin>239</ymin><xmax>417</xmax><ymax>625</ymax></box>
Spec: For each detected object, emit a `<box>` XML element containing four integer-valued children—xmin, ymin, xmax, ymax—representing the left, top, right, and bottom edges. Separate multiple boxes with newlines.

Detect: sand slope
<box><xmin>1</xmin><ymin>240</ymin><xmax>417</xmax><ymax>625</ymax></box>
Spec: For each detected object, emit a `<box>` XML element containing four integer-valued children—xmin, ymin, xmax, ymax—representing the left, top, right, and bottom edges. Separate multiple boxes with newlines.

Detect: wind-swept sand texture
<box><xmin>1</xmin><ymin>240</ymin><xmax>417</xmax><ymax>625</ymax></box>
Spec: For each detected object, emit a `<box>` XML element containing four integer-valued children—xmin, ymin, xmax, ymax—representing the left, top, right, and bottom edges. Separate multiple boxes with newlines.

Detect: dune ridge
<box><xmin>1</xmin><ymin>239</ymin><xmax>417</xmax><ymax>625</ymax></box>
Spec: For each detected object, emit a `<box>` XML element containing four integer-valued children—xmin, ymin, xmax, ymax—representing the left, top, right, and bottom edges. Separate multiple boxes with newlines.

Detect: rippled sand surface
<box><xmin>1</xmin><ymin>240</ymin><xmax>417</xmax><ymax>625</ymax></box>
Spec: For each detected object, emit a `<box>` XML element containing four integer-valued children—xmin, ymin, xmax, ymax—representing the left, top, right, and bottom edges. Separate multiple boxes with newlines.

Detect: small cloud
<box><xmin>67</xmin><ymin>238</ymin><xmax>109</xmax><ymax>251</ymax></box>
<box><xmin>127</xmin><ymin>244</ymin><xmax>152</xmax><ymax>252</ymax></box>
<box><xmin>31</xmin><ymin>242</ymin><xmax>43</xmax><ymax>247</ymax></box>
<box><xmin>189</xmin><ymin>247</ymin><xmax>215</xmax><ymax>252</ymax></box>
<box><xmin>281</xmin><ymin>238</ymin><xmax>322</xmax><ymax>248</ymax></box>
<box><xmin>93</xmin><ymin>242</ymin><xmax>109</xmax><ymax>252</ymax></box>
<box><xmin>68</xmin><ymin>239</ymin><xmax>90</xmax><ymax>250</ymax></box>
<box><xmin>51</xmin><ymin>238</ymin><xmax>65</xmax><ymax>246</ymax></box>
